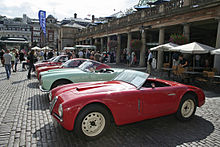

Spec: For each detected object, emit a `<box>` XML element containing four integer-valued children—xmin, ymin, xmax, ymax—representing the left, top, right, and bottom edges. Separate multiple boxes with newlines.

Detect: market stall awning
<box><xmin>63</xmin><ymin>47</ymin><xmax>75</xmax><ymax>50</ymax></box>
<box><xmin>150</xmin><ymin>43</ymin><xmax>178</xmax><ymax>51</ymax></box>
<box><xmin>42</xmin><ymin>46</ymin><xmax>52</xmax><ymax>50</ymax></box>
<box><xmin>211</xmin><ymin>48</ymin><xmax>220</xmax><ymax>55</ymax></box>
<box><xmin>31</xmin><ymin>46</ymin><xmax>41</xmax><ymax>50</ymax></box>
<box><xmin>170</xmin><ymin>42</ymin><xmax>215</xmax><ymax>54</ymax></box>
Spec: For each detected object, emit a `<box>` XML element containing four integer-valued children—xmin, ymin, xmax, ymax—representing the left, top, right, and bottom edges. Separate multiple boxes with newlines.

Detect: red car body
<box><xmin>35</xmin><ymin>55</ymin><xmax>68</xmax><ymax>69</ymax></box>
<box><xmin>50</xmin><ymin>76</ymin><xmax>205</xmax><ymax>132</ymax></box>
<box><xmin>36</xmin><ymin>58</ymin><xmax>87</xmax><ymax>80</ymax></box>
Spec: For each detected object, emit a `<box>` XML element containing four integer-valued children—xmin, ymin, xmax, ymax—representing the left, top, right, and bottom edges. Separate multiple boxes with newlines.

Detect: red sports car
<box><xmin>36</xmin><ymin>58</ymin><xmax>87</xmax><ymax>80</ymax></box>
<box><xmin>34</xmin><ymin>55</ymin><xmax>68</xmax><ymax>69</ymax></box>
<box><xmin>49</xmin><ymin>70</ymin><xmax>205</xmax><ymax>140</ymax></box>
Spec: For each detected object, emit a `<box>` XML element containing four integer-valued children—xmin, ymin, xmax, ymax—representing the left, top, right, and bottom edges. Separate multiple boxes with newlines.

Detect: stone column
<box><xmin>157</xmin><ymin>28</ymin><xmax>165</xmax><ymax>69</ymax></box>
<box><xmin>183</xmin><ymin>0</ymin><xmax>191</xmax><ymax>7</ymax></box>
<box><xmin>94</xmin><ymin>38</ymin><xmax>98</xmax><ymax>51</ymax></box>
<box><xmin>127</xmin><ymin>32</ymin><xmax>132</xmax><ymax>53</ymax></box>
<box><xmin>107</xmin><ymin>36</ymin><xmax>111</xmax><ymax>51</ymax></box>
<box><xmin>216</xmin><ymin>19</ymin><xmax>220</xmax><ymax>48</ymax></box>
<box><xmin>90</xmin><ymin>38</ymin><xmax>93</xmax><ymax>45</ymax></box>
<box><xmin>100</xmin><ymin>38</ymin><xmax>104</xmax><ymax>52</ymax></box>
<box><xmin>116</xmin><ymin>34</ymin><xmax>121</xmax><ymax>64</ymax></box>
<box><xmin>214</xmin><ymin>19</ymin><xmax>220</xmax><ymax>72</ymax></box>
<box><xmin>139</xmin><ymin>31</ymin><xmax>146</xmax><ymax>66</ymax></box>
<box><xmin>183</xmin><ymin>23</ymin><xmax>190</xmax><ymax>42</ymax></box>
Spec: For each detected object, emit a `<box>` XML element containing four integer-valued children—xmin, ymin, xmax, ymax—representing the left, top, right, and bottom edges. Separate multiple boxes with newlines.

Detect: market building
<box><xmin>73</xmin><ymin>0</ymin><xmax>220</xmax><ymax>70</ymax></box>
<box><xmin>0</xmin><ymin>14</ymin><xmax>31</xmax><ymax>50</ymax></box>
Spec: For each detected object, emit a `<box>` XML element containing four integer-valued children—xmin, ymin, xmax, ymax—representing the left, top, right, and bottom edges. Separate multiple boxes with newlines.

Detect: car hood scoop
<box><xmin>75</xmin><ymin>85</ymin><xmax>105</xmax><ymax>91</ymax></box>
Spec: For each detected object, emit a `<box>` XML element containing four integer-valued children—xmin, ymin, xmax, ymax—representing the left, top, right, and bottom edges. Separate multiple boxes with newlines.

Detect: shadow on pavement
<box><xmin>27</xmin><ymin>82</ymin><xmax>39</xmax><ymax>89</ymax></box>
<box><xmin>11</xmin><ymin>79</ymin><xmax>27</xmax><ymax>85</ymax></box>
<box><xmin>32</xmin><ymin>115</ymin><xmax>214</xmax><ymax>146</ymax></box>
<box><xmin>26</xmin><ymin>93</ymin><xmax>49</xmax><ymax>110</ymax></box>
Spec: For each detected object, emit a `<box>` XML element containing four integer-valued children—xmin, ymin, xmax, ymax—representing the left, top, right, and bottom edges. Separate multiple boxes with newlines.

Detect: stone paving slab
<box><xmin>0</xmin><ymin>64</ymin><xmax>220</xmax><ymax>147</ymax></box>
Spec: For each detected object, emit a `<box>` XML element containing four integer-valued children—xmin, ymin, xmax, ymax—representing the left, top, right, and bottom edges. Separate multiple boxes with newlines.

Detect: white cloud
<box><xmin>0</xmin><ymin>0</ymin><xmax>139</xmax><ymax>20</ymax></box>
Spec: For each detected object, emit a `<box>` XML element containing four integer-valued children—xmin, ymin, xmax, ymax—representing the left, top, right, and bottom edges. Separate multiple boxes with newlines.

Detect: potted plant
<box><xmin>169</xmin><ymin>34</ymin><xmax>188</xmax><ymax>45</ymax></box>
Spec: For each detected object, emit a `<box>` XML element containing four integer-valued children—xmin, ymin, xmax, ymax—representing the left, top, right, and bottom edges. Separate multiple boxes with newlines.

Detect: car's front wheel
<box><xmin>75</xmin><ymin>104</ymin><xmax>111</xmax><ymax>140</ymax></box>
<box><xmin>176</xmin><ymin>94</ymin><xmax>197</xmax><ymax>121</ymax></box>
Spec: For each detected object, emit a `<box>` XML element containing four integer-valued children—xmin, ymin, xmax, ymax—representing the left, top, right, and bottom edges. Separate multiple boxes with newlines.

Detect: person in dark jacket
<box><xmin>27</xmin><ymin>50</ymin><xmax>36</xmax><ymax>79</ymax></box>
<box><xmin>48</xmin><ymin>50</ymin><xmax>54</xmax><ymax>59</ymax></box>
<box><xmin>19</xmin><ymin>50</ymin><xmax>25</xmax><ymax>63</ymax></box>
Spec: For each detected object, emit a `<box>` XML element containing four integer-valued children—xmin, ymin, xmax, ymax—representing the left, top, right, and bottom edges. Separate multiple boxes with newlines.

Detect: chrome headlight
<box><xmin>48</xmin><ymin>91</ymin><xmax>52</xmax><ymax>101</ymax></box>
<box><xmin>58</xmin><ymin>104</ymin><xmax>63</xmax><ymax>118</ymax></box>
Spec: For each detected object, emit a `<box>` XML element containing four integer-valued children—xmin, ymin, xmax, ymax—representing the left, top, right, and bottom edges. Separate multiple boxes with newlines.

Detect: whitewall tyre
<box><xmin>75</xmin><ymin>105</ymin><xmax>111</xmax><ymax>140</ymax></box>
<box><xmin>176</xmin><ymin>94</ymin><xmax>197</xmax><ymax>121</ymax></box>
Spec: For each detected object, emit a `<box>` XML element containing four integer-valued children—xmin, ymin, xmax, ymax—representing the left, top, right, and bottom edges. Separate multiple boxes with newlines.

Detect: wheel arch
<box><xmin>51</xmin><ymin>78</ymin><xmax>73</xmax><ymax>90</ymax></box>
<box><xmin>182</xmin><ymin>91</ymin><xmax>199</xmax><ymax>106</ymax></box>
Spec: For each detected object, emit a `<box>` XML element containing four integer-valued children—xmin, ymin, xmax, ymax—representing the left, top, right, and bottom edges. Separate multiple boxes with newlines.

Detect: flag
<box><xmin>38</xmin><ymin>10</ymin><xmax>46</xmax><ymax>36</ymax></box>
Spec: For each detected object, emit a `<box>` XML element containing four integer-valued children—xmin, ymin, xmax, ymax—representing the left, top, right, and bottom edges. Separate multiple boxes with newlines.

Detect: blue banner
<box><xmin>38</xmin><ymin>10</ymin><xmax>46</xmax><ymax>36</ymax></box>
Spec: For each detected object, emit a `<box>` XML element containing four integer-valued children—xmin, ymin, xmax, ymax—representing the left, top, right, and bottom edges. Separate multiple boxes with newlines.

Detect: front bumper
<box><xmin>39</xmin><ymin>85</ymin><xmax>49</xmax><ymax>92</ymax></box>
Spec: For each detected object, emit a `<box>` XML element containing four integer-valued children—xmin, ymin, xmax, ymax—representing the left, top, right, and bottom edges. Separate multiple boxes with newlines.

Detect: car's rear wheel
<box><xmin>51</xmin><ymin>80</ymin><xmax>71</xmax><ymax>89</ymax></box>
<box><xmin>75</xmin><ymin>104</ymin><xmax>111</xmax><ymax>140</ymax></box>
<box><xmin>176</xmin><ymin>94</ymin><xmax>196</xmax><ymax>121</ymax></box>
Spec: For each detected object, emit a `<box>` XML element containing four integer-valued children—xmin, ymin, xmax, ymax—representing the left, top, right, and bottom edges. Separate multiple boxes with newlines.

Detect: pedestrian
<box><xmin>178</xmin><ymin>54</ymin><xmax>188</xmax><ymax>68</ymax></box>
<box><xmin>3</xmin><ymin>49</ymin><xmax>12</xmax><ymax>79</ymax></box>
<box><xmin>147</xmin><ymin>50</ymin><xmax>153</xmax><ymax>74</ymax></box>
<box><xmin>126</xmin><ymin>51</ymin><xmax>131</xmax><ymax>66</ymax></box>
<box><xmin>0</xmin><ymin>49</ymin><xmax>5</xmax><ymax>66</ymax></box>
<box><xmin>130</xmin><ymin>50</ymin><xmax>136</xmax><ymax>66</ymax></box>
<box><xmin>27</xmin><ymin>50</ymin><xmax>37</xmax><ymax>79</ymax></box>
<box><xmin>14</xmin><ymin>50</ymin><xmax>19</xmax><ymax>72</ymax></box>
<box><xmin>44</xmin><ymin>50</ymin><xmax>47</xmax><ymax>60</ymax></box>
<box><xmin>94</xmin><ymin>51</ymin><xmax>101</xmax><ymax>61</ymax></box>
<box><xmin>78</xmin><ymin>50</ymin><xmax>84</xmax><ymax>58</ymax></box>
<box><xmin>10</xmin><ymin>49</ymin><xmax>16</xmax><ymax>72</ymax></box>
<box><xmin>19</xmin><ymin>50</ymin><xmax>25</xmax><ymax>63</ymax></box>
<box><xmin>48</xmin><ymin>50</ymin><xmax>54</xmax><ymax>59</ymax></box>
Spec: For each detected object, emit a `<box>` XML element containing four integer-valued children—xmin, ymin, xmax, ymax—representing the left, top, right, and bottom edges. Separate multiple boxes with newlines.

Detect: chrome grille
<box><xmin>49</xmin><ymin>96</ymin><xmax>58</xmax><ymax>114</ymax></box>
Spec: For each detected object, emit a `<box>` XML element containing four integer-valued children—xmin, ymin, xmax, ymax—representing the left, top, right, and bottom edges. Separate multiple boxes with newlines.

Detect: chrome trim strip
<box><xmin>54</xmin><ymin>113</ymin><xmax>63</xmax><ymax>122</ymax></box>
<box><xmin>168</xmin><ymin>93</ymin><xmax>176</xmax><ymax>96</ymax></box>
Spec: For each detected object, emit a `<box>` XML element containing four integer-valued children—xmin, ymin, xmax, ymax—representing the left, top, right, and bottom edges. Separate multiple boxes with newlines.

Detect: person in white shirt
<box><xmin>78</xmin><ymin>50</ymin><xmax>84</xmax><ymax>58</ymax></box>
<box><xmin>147</xmin><ymin>50</ymin><xmax>153</xmax><ymax>74</ymax></box>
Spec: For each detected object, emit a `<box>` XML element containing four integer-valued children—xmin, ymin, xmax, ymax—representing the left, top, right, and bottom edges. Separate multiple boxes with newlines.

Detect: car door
<box><xmin>140</xmin><ymin>86</ymin><xmax>178</xmax><ymax>118</ymax></box>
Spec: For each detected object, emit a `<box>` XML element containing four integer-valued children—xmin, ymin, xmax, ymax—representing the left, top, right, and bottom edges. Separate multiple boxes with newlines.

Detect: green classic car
<box><xmin>39</xmin><ymin>61</ymin><xmax>124</xmax><ymax>92</ymax></box>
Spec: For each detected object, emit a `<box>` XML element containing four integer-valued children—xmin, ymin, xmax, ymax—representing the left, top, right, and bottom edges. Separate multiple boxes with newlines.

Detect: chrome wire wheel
<box><xmin>181</xmin><ymin>99</ymin><xmax>195</xmax><ymax>118</ymax></box>
<box><xmin>81</xmin><ymin>112</ymin><xmax>106</xmax><ymax>137</ymax></box>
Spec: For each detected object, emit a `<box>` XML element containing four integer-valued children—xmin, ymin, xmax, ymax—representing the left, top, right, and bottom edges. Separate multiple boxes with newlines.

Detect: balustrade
<box><xmin>76</xmin><ymin>0</ymin><xmax>219</xmax><ymax>38</ymax></box>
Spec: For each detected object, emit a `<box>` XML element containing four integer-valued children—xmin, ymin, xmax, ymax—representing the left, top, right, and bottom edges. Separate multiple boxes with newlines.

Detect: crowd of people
<box><xmin>0</xmin><ymin>48</ymin><xmax>39</xmax><ymax>79</ymax></box>
<box><xmin>64</xmin><ymin>49</ymin><xmax>116</xmax><ymax>63</ymax></box>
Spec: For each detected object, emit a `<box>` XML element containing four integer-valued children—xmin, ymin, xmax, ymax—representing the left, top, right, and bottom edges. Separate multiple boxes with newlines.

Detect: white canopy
<box><xmin>170</xmin><ymin>42</ymin><xmax>215</xmax><ymax>54</ymax></box>
<box><xmin>42</xmin><ymin>46</ymin><xmax>52</xmax><ymax>50</ymax></box>
<box><xmin>31</xmin><ymin>46</ymin><xmax>41</xmax><ymax>50</ymax></box>
<box><xmin>211</xmin><ymin>48</ymin><xmax>220</xmax><ymax>55</ymax></box>
<box><xmin>63</xmin><ymin>47</ymin><xmax>75</xmax><ymax>50</ymax></box>
<box><xmin>150</xmin><ymin>43</ymin><xmax>178</xmax><ymax>51</ymax></box>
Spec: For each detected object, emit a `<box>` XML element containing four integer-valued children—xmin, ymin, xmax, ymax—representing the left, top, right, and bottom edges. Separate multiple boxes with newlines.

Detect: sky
<box><xmin>0</xmin><ymin>0</ymin><xmax>139</xmax><ymax>20</ymax></box>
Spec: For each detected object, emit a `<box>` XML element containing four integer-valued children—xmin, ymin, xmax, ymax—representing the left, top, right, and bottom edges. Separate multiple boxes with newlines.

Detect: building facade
<box><xmin>73</xmin><ymin>0</ymin><xmax>220</xmax><ymax>71</ymax></box>
<box><xmin>0</xmin><ymin>15</ymin><xmax>31</xmax><ymax>49</ymax></box>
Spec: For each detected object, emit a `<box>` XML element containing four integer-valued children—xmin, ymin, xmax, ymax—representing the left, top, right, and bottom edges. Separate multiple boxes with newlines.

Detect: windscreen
<box><xmin>113</xmin><ymin>70</ymin><xmax>149</xmax><ymax>88</ymax></box>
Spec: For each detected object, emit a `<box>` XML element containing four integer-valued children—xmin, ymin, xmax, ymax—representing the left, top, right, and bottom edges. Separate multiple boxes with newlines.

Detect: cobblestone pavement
<box><xmin>0</xmin><ymin>64</ymin><xmax>220</xmax><ymax>147</ymax></box>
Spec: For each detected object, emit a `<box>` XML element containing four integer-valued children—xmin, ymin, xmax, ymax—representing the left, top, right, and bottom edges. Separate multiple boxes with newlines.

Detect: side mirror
<box><xmin>151</xmin><ymin>83</ymin><xmax>156</xmax><ymax>89</ymax></box>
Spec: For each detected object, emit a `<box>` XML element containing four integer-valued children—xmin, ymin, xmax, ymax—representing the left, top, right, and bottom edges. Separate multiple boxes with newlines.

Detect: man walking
<box><xmin>3</xmin><ymin>49</ymin><xmax>12</xmax><ymax>79</ymax></box>
<box><xmin>147</xmin><ymin>50</ymin><xmax>153</xmax><ymax>74</ymax></box>
<box><xmin>27</xmin><ymin>50</ymin><xmax>36</xmax><ymax>79</ymax></box>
